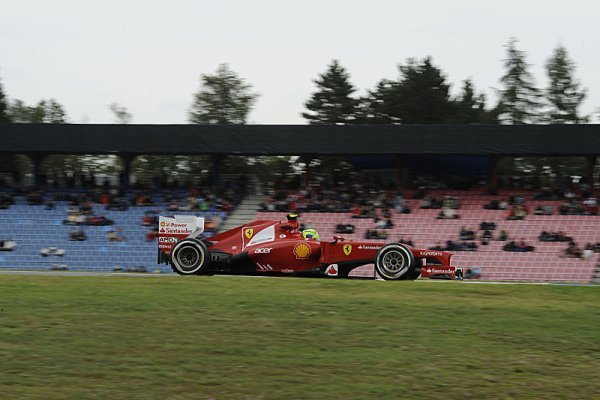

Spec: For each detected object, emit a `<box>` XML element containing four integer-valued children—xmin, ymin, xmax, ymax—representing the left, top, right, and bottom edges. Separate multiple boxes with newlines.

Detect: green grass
<box><xmin>0</xmin><ymin>275</ymin><xmax>598</xmax><ymax>399</ymax></box>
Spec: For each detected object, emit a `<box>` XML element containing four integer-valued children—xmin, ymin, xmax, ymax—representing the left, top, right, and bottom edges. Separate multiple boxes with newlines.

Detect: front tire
<box><xmin>375</xmin><ymin>243</ymin><xmax>416</xmax><ymax>280</ymax></box>
<box><xmin>170</xmin><ymin>239</ymin><xmax>210</xmax><ymax>275</ymax></box>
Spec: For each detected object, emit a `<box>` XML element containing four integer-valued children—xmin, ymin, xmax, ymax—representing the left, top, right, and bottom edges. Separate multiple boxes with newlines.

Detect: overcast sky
<box><xmin>1</xmin><ymin>0</ymin><xmax>599</xmax><ymax>124</ymax></box>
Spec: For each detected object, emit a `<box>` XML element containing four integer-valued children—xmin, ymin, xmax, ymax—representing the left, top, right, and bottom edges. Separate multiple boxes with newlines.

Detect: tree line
<box><xmin>303</xmin><ymin>39</ymin><xmax>588</xmax><ymax>125</ymax></box>
<box><xmin>0</xmin><ymin>38</ymin><xmax>591</xmax><ymax>126</ymax></box>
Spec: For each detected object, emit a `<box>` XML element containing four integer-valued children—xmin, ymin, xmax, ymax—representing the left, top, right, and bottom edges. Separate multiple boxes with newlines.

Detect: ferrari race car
<box><xmin>157</xmin><ymin>214</ymin><xmax>462</xmax><ymax>280</ymax></box>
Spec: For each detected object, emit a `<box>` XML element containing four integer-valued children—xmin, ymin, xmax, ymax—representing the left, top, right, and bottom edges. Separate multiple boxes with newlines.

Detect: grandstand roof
<box><xmin>1</xmin><ymin>123</ymin><xmax>599</xmax><ymax>156</ymax></box>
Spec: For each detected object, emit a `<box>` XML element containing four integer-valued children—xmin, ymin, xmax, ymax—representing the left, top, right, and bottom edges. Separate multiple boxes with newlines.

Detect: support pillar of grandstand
<box><xmin>119</xmin><ymin>153</ymin><xmax>134</xmax><ymax>190</ymax></box>
<box><xmin>28</xmin><ymin>153</ymin><xmax>46</xmax><ymax>187</ymax></box>
<box><xmin>210</xmin><ymin>154</ymin><xmax>224</xmax><ymax>190</ymax></box>
<box><xmin>488</xmin><ymin>155</ymin><xmax>502</xmax><ymax>193</ymax></box>
<box><xmin>586</xmin><ymin>155</ymin><xmax>597</xmax><ymax>191</ymax></box>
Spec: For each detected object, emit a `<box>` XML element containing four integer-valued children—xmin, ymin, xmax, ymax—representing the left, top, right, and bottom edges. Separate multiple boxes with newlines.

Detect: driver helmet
<box><xmin>302</xmin><ymin>228</ymin><xmax>319</xmax><ymax>241</ymax></box>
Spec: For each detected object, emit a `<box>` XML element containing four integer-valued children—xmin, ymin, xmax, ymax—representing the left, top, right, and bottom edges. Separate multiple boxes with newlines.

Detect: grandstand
<box><xmin>0</xmin><ymin>123</ymin><xmax>599</xmax><ymax>283</ymax></box>
<box><xmin>0</xmin><ymin>186</ymin><xmax>597</xmax><ymax>282</ymax></box>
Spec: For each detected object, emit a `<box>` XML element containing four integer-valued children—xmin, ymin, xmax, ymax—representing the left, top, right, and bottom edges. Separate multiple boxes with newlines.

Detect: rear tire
<box><xmin>375</xmin><ymin>243</ymin><xmax>416</xmax><ymax>280</ymax></box>
<box><xmin>170</xmin><ymin>239</ymin><xmax>210</xmax><ymax>275</ymax></box>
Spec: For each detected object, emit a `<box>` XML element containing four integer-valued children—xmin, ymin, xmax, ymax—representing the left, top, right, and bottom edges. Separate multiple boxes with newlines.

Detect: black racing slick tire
<box><xmin>375</xmin><ymin>243</ymin><xmax>417</xmax><ymax>280</ymax></box>
<box><xmin>170</xmin><ymin>238</ymin><xmax>210</xmax><ymax>275</ymax></box>
<box><xmin>407</xmin><ymin>258</ymin><xmax>422</xmax><ymax>280</ymax></box>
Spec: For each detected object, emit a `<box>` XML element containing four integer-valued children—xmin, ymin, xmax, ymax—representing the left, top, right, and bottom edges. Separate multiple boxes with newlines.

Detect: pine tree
<box><xmin>451</xmin><ymin>79</ymin><xmax>498</xmax><ymax>123</ymax></box>
<box><xmin>188</xmin><ymin>64</ymin><xmax>258</xmax><ymax>124</ymax></box>
<box><xmin>302</xmin><ymin>60</ymin><xmax>359</xmax><ymax>124</ymax></box>
<box><xmin>497</xmin><ymin>38</ymin><xmax>540</xmax><ymax>124</ymax></box>
<box><xmin>391</xmin><ymin>57</ymin><xmax>453</xmax><ymax>124</ymax></box>
<box><xmin>0</xmin><ymin>77</ymin><xmax>10</xmax><ymax>123</ymax></box>
<box><xmin>356</xmin><ymin>80</ymin><xmax>398</xmax><ymax>124</ymax></box>
<box><xmin>544</xmin><ymin>44</ymin><xmax>588</xmax><ymax>123</ymax></box>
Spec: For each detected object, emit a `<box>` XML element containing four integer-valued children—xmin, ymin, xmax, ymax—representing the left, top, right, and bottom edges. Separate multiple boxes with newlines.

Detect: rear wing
<box><xmin>158</xmin><ymin>215</ymin><xmax>205</xmax><ymax>256</ymax></box>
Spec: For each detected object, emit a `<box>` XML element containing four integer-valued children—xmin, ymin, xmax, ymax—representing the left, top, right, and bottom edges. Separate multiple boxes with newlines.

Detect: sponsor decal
<box><xmin>245</xmin><ymin>228</ymin><xmax>254</xmax><ymax>239</ymax></box>
<box><xmin>293</xmin><ymin>242</ymin><xmax>311</xmax><ymax>260</ymax></box>
<box><xmin>159</xmin><ymin>227</ymin><xmax>194</xmax><ymax>234</ymax></box>
<box><xmin>425</xmin><ymin>267</ymin><xmax>454</xmax><ymax>274</ymax></box>
<box><xmin>254</xmin><ymin>247</ymin><xmax>272</xmax><ymax>254</ymax></box>
<box><xmin>249</xmin><ymin>237</ymin><xmax>272</xmax><ymax>246</ymax></box>
<box><xmin>358</xmin><ymin>244</ymin><xmax>382</xmax><ymax>250</ymax></box>
<box><xmin>420</xmin><ymin>251</ymin><xmax>443</xmax><ymax>257</ymax></box>
<box><xmin>256</xmin><ymin>263</ymin><xmax>273</xmax><ymax>271</ymax></box>
<box><xmin>279</xmin><ymin>234</ymin><xmax>287</xmax><ymax>238</ymax></box>
<box><xmin>326</xmin><ymin>264</ymin><xmax>338</xmax><ymax>276</ymax></box>
<box><xmin>343</xmin><ymin>244</ymin><xmax>352</xmax><ymax>256</ymax></box>
<box><xmin>281</xmin><ymin>268</ymin><xmax>294</xmax><ymax>273</ymax></box>
<box><xmin>158</xmin><ymin>236</ymin><xmax>177</xmax><ymax>243</ymax></box>
<box><xmin>246</xmin><ymin>225</ymin><xmax>275</xmax><ymax>248</ymax></box>
<box><xmin>232</xmin><ymin>245</ymin><xmax>237</xmax><ymax>251</ymax></box>
<box><xmin>167</xmin><ymin>222</ymin><xmax>189</xmax><ymax>228</ymax></box>
<box><xmin>160</xmin><ymin>221</ymin><xmax>191</xmax><ymax>228</ymax></box>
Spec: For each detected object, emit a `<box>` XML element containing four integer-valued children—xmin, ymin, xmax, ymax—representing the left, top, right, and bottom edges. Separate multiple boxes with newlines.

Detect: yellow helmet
<box><xmin>302</xmin><ymin>228</ymin><xmax>319</xmax><ymax>241</ymax></box>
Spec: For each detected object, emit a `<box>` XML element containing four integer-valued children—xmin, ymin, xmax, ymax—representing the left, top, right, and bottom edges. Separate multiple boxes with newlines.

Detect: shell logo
<box><xmin>245</xmin><ymin>228</ymin><xmax>254</xmax><ymax>239</ymax></box>
<box><xmin>293</xmin><ymin>242</ymin><xmax>311</xmax><ymax>260</ymax></box>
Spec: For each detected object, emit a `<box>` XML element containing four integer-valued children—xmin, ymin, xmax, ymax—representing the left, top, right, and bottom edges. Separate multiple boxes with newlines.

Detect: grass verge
<box><xmin>0</xmin><ymin>275</ymin><xmax>598</xmax><ymax>399</ymax></box>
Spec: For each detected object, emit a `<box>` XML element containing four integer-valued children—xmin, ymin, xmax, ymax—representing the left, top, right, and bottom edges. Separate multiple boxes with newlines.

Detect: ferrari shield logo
<box><xmin>245</xmin><ymin>228</ymin><xmax>254</xmax><ymax>239</ymax></box>
<box><xmin>343</xmin><ymin>244</ymin><xmax>352</xmax><ymax>256</ymax></box>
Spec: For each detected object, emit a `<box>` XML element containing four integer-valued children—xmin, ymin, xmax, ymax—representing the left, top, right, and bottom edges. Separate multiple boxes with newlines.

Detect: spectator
<box><xmin>534</xmin><ymin>205</ymin><xmax>553</xmax><ymax>215</ymax></box>
<box><xmin>146</xmin><ymin>229</ymin><xmax>158</xmax><ymax>241</ymax></box>
<box><xmin>142</xmin><ymin>210</ymin><xmax>159</xmax><ymax>226</ymax></box>
<box><xmin>365</xmin><ymin>229</ymin><xmax>387</xmax><ymax>240</ymax></box>
<box><xmin>484</xmin><ymin>199</ymin><xmax>507</xmax><ymax>210</ymax></box>
<box><xmin>503</xmin><ymin>239</ymin><xmax>534</xmax><ymax>252</ymax></box>
<box><xmin>497</xmin><ymin>229</ymin><xmax>508</xmax><ymax>241</ymax></box>
<box><xmin>420</xmin><ymin>195</ymin><xmax>442</xmax><ymax>209</ymax></box>
<box><xmin>479</xmin><ymin>221</ymin><xmax>496</xmax><ymax>231</ymax></box>
<box><xmin>63</xmin><ymin>212</ymin><xmax>80</xmax><ymax>225</ymax></box>
<box><xmin>443</xmin><ymin>240</ymin><xmax>478</xmax><ymax>252</ymax></box>
<box><xmin>69</xmin><ymin>228</ymin><xmax>86</xmax><ymax>241</ymax></box>
<box><xmin>0</xmin><ymin>240</ymin><xmax>17</xmax><ymax>251</ymax></box>
<box><xmin>582</xmin><ymin>243</ymin><xmax>594</xmax><ymax>260</ymax></box>
<box><xmin>582</xmin><ymin>197</ymin><xmax>598</xmax><ymax>215</ymax></box>
<box><xmin>167</xmin><ymin>199</ymin><xmax>180</xmax><ymax>212</ymax></box>
<box><xmin>562</xmin><ymin>241</ymin><xmax>583</xmax><ymax>258</ymax></box>
<box><xmin>335</xmin><ymin>224</ymin><xmax>355</xmax><ymax>234</ymax></box>
<box><xmin>85</xmin><ymin>215</ymin><xmax>114</xmax><ymax>226</ymax></box>
<box><xmin>507</xmin><ymin>205</ymin><xmax>527</xmax><ymax>220</ymax></box>
<box><xmin>481</xmin><ymin>229</ymin><xmax>493</xmax><ymax>245</ymax></box>
<box><xmin>538</xmin><ymin>230</ymin><xmax>572</xmax><ymax>242</ymax></box>
<box><xmin>459</xmin><ymin>227</ymin><xmax>475</xmax><ymax>241</ymax></box>
<box><xmin>107</xmin><ymin>228</ymin><xmax>125</xmax><ymax>242</ymax></box>
<box><xmin>437</xmin><ymin>207</ymin><xmax>460</xmax><ymax>219</ymax></box>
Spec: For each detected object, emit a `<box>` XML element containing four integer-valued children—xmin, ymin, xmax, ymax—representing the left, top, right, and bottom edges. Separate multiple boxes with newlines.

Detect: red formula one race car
<box><xmin>157</xmin><ymin>214</ymin><xmax>462</xmax><ymax>280</ymax></box>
